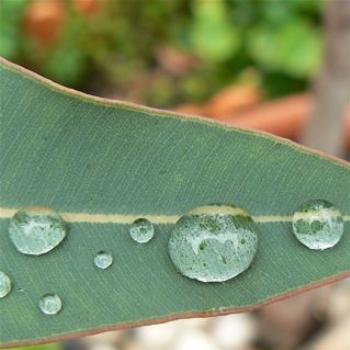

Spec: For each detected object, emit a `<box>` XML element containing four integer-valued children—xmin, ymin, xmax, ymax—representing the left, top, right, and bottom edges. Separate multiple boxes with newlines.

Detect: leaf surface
<box><xmin>0</xmin><ymin>58</ymin><xmax>349</xmax><ymax>347</ymax></box>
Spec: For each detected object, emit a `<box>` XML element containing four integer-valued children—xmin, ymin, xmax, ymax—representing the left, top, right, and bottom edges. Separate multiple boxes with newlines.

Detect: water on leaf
<box><xmin>39</xmin><ymin>294</ymin><xmax>62</xmax><ymax>315</ymax></box>
<box><xmin>129</xmin><ymin>218</ymin><xmax>155</xmax><ymax>243</ymax></box>
<box><xmin>94</xmin><ymin>251</ymin><xmax>113</xmax><ymax>270</ymax></box>
<box><xmin>9</xmin><ymin>207</ymin><xmax>68</xmax><ymax>256</ymax></box>
<box><xmin>292</xmin><ymin>200</ymin><xmax>344</xmax><ymax>250</ymax></box>
<box><xmin>0</xmin><ymin>271</ymin><xmax>12</xmax><ymax>298</ymax></box>
<box><xmin>168</xmin><ymin>205</ymin><xmax>259</xmax><ymax>283</ymax></box>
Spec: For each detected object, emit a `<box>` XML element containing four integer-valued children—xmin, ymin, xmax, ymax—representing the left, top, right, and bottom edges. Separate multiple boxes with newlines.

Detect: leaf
<box><xmin>0</xmin><ymin>0</ymin><xmax>27</xmax><ymax>59</ymax></box>
<box><xmin>189</xmin><ymin>0</ymin><xmax>240</xmax><ymax>62</ymax></box>
<box><xmin>0</xmin><ymin>58</ymin><xmax>349</xmax><ymax>347</ymax></box>
<box><xmin>248</xmin><ymin>20</ymin><xmax>322</xmax><ymax>77</ymax></box>
<box><xmin>14</xmin><ymin>344</ymin><xmax>62</xmax><ymax>350</ymax></box>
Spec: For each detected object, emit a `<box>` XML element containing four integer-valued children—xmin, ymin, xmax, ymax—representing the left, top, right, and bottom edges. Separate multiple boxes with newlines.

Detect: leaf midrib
<box><xmin>0</xmin><ymin>207</ymin><xmax>349</xmax><ymax>224</ymax></box>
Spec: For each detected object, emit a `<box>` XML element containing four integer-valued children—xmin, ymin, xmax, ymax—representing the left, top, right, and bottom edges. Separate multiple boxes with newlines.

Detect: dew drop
<box><xmin>129</xmin><ymin>218</ymin><xmax>155</xmax><ymax>243</ymax></box>
<box><xmin>39</xmin><ymin>293</ymin><xmax>62</xmax><ymax>315</ymax></box>
<box><xmin>9</xmin><ymin>207</ymin><xmax>68</xmax><ymax>256</ymax></box>
<box><xmin>292</xmin><ymin>200</ymin><xmax>344</xmax><ymax>250</ymax></box>
<box><xmin>168</xmin><ymin>205</ymin><xmax>259</xmax><ymax>283</ymax></box>
<box><xmin>0</xmin><ymin>271</ymin><xmax>12</xmax><ymax>298</ymax></box>
<box><xmin>94</xmin><ymin>251</ymin><xmax>113</xmax><ymax>270</ymax></box>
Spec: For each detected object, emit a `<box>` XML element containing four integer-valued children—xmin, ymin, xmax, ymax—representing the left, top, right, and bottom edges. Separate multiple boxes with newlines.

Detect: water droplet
<box><xmin>39</xmin><ymin>293</ymin><xmax>62</xmax><ymax>315</ymax></box>
<box><xmin>9</xmin><ymin>207</ymin><xmax>68</xmax><ymax>256</ymax></box>
<box><xmin>0</xmin><ymin>271</ymin><xmax>12</xmax><ymax>298</ymax></box>
<box><xmin>168</xmin><ymin>205</ymin><xmax>259</xmax><ymax>283</ymax></box>
<box><xmin>94</xmin><ymin>251</ymin><xmax>113</xmax><ymax>270</ymax></box>
<box><xmin>292</xmin><ymin>200</ymin><xmax>344</xmax><ymax>250</ymax></box>
<box><xmin>129</xmin><ymin>218</ymin><xmax>155</xmax><ymax>243</ymax></box>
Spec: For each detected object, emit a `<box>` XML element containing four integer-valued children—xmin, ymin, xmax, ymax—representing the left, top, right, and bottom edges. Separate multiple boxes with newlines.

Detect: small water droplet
<box><xmin>292</xmin><ymin>200</ymin><xmax>344</xmax><ymax>250</ymax></box>
<box><xmin>129</xmin><ymin>218</ymin><xmax>155</xmax><ymax>243</ymax></box>
<box><xmin>168</xmin><ymin>205</ymin><xmax>259</xmax><ymax>283</ymax></box>
<box><xmin>9</xmin><ymin>207</ymin><xmax>68</xmax><ymax>256</ymax></box>
<box><xmin>39</xmin><ymin>293</ymin><xmax>62</xmax><ymax>315</ymax></box>
<box><xmin>94</xmin><ymin>251</ymin><xmax>113</xmax><ymax>270</ymax></box>
<box><xmin>0</xmin><ymin>271</ymin><xmax>12</xmax><ymax>298</ymax></box>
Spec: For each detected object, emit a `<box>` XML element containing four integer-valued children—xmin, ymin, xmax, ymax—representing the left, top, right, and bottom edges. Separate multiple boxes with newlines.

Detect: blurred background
<box><xmin>1</xmin><ymin>0</ymin><xmax>349</xmax><ymax>349</ymax></box>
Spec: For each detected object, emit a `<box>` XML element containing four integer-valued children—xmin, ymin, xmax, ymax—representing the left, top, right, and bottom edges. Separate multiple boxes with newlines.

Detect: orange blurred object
<box><xmin>221</xmin><ymin>94</ymin><xmax>350</xmax><ymax>150</ymax></box>
<box><xmin>176</xmin><ymin>93</ymin><xmax>350</xmax><ymax>150</ymax></box>
<box><xmin>74</xmin><ymin>0</ymin><xmax>101</xmax><ymax>15</ymax></box>
<box><xmin>176</xmin><ymin>84</ymin><xmax>262</xmax><ymax>118</ymax></box>
<box><xmin>222</xmin><ymin>94</ymin><xmax>312</xmax><ymax>139</ymax></box>
<box><xmin>25</xmin><ymin>0</ymin><xmax>66</xmax><ymax>46</ymax></box>
<box><xmin>205</xmin><ymin>85</ymin><xmax>263</xmax><ymax>118</ymax></box>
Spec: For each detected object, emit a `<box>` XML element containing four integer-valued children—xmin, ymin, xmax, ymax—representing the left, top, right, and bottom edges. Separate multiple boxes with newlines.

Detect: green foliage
<box><xmin>248</xmin><ymin>20</ymin><xmax>322</xmax><ymax>78</ymax></box>
<box><xmin>0</xmin><ymin>0</ymin><xmax>325</xmax><ymax>105</ymax></box>
<box><xmin>189</xmin><ymin>0</ymin><xmax>240</xmax><ymax>63</ymax></box>
<box><xmin>0</xmin><ymin>0</ymin><xmax>27</xmax><ymax>59</ymax></box>
<box><xmin>42</xmin><ymin>13</ymin><xmax>89</xmax><ymax>86</ymax></box>
<box><xmin>14</xmin><ymin>343</ymin><xmax>62</xmax><ymax>350</ymax></box>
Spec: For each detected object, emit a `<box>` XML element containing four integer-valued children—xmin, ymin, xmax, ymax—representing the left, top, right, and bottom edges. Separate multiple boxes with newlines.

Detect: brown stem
<box><xmin>301</xmin><ymin>0</ymin><xmax>350</xmax><ymax>157</ymax></box>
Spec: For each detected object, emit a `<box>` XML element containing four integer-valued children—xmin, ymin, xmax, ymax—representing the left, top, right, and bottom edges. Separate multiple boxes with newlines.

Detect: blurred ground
<box><xmin>1</xmin><ymin>0</ymin><xmax>349</xmax><ymax>349</ymax></box>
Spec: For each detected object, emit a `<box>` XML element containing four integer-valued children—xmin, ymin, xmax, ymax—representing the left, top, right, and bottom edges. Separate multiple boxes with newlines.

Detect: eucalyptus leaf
<box><xmin>0</xmin><ymin>58</ymin><xmax>349</xmax><ymax>347</ymax></box>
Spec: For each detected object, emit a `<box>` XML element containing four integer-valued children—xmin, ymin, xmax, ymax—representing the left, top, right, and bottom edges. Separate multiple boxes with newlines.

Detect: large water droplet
<box><xmin>292</xmin><ymin>200</ymin><xmax>344</xmax><ymax>250</ymax></box>
<box><xmin>168</xmin><ymin>205</ymin><xmax>259</xmax><ymax>283</ymax></box>
<box><xmin>9</xmin><ymin>207</ymin><xmax>68</xmax><ymax>256</ymax></box>
<box><xmin>0</xmin><ymin>271</ymin><xmax>12</xmax><ymax>298</ymax></box>
<box><xmin>94</xmin><ymin>251</ymin><xmax>113</xmax><ymax>270</ymax></box>
<box><xmin>129</xmin><ymin>218</ymin><xmax>155</xmax><ymax>243</ymax></box>
<box><xmin>39</xmin><ymin>293</ymin><xmax>62</xmax><ymax>315</ymax></box>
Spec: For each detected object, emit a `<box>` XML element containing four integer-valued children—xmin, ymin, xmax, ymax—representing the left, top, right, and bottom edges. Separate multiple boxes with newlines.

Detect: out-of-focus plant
<box><xmin>13</xmin><ymin>344</ymin><xmax>62</xmax><ymax>350</ymax></box>
<box><xmin>0</xmin><ymin>0</ymin><xmax>27</xmax><ymax>58</ymax></box>
<box><xmin>0</xmin><ymin>0</ymin><xmax>325</xmax><ymax>106</ymax></box>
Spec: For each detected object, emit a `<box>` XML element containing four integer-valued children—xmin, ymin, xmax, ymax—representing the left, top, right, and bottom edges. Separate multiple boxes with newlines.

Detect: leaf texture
<box><xmin>0</xmin><ymin>58</ymin><xmax>349</xmax><ymax>347</ymax></box>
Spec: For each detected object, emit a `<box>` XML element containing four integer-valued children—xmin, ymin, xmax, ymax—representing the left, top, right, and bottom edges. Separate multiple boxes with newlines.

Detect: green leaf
<box><xmin>0</xmin><ymin>58</ymin><xmax>349</xmax><ymax>347</ymax></box>
<box><xmin>0</xmin><ymin>0</ymin><xmax>27</xmax><ymax>59</ymax></box>
<box><xmin>248</xmin><ymin>20</ymin><xmax>322</xmax><ymax>77</ymax></box>
<box><xmin>14</xmin><ymin>343</ymin><xmax>62</xmax><ymax>350</ymax></box>
<box><xmin>190</xmin><ymin>0</ymin><xmax>240</xmax><ymax>62</ymax></box>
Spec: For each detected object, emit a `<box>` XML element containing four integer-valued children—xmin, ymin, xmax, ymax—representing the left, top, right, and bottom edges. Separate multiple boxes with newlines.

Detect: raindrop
<box><xmin>94</xmin><ymin>251</ymin><xmax>113</xmax><ymax>270</ymax></box>
<box><xmin>168</xmin><ymin>205</ymin><xmax>259</xmax><ymax>283</ymax></box>
<box><xmin>292</xmin><ymin>200</ymin><xmax>344</xmax><ymax>250</ymax></box>
<box><xmin>0</xmin><ymin>271</ymin><xmax>11</xmax><ymax>298</ymax></box>
<box><xmin>129</xmin><ymin>218</ymin><xmax>155</xmax><ymax>243</ymax></box>
<box><xmin>39</xmin><ymin>293</ymin><xmax>62</xmax><ymax>315</ymax></box>
<box><xmin>9</xmin><ymin>207</ymin><xmax>68</xmax><ymax>256</ymax></box>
